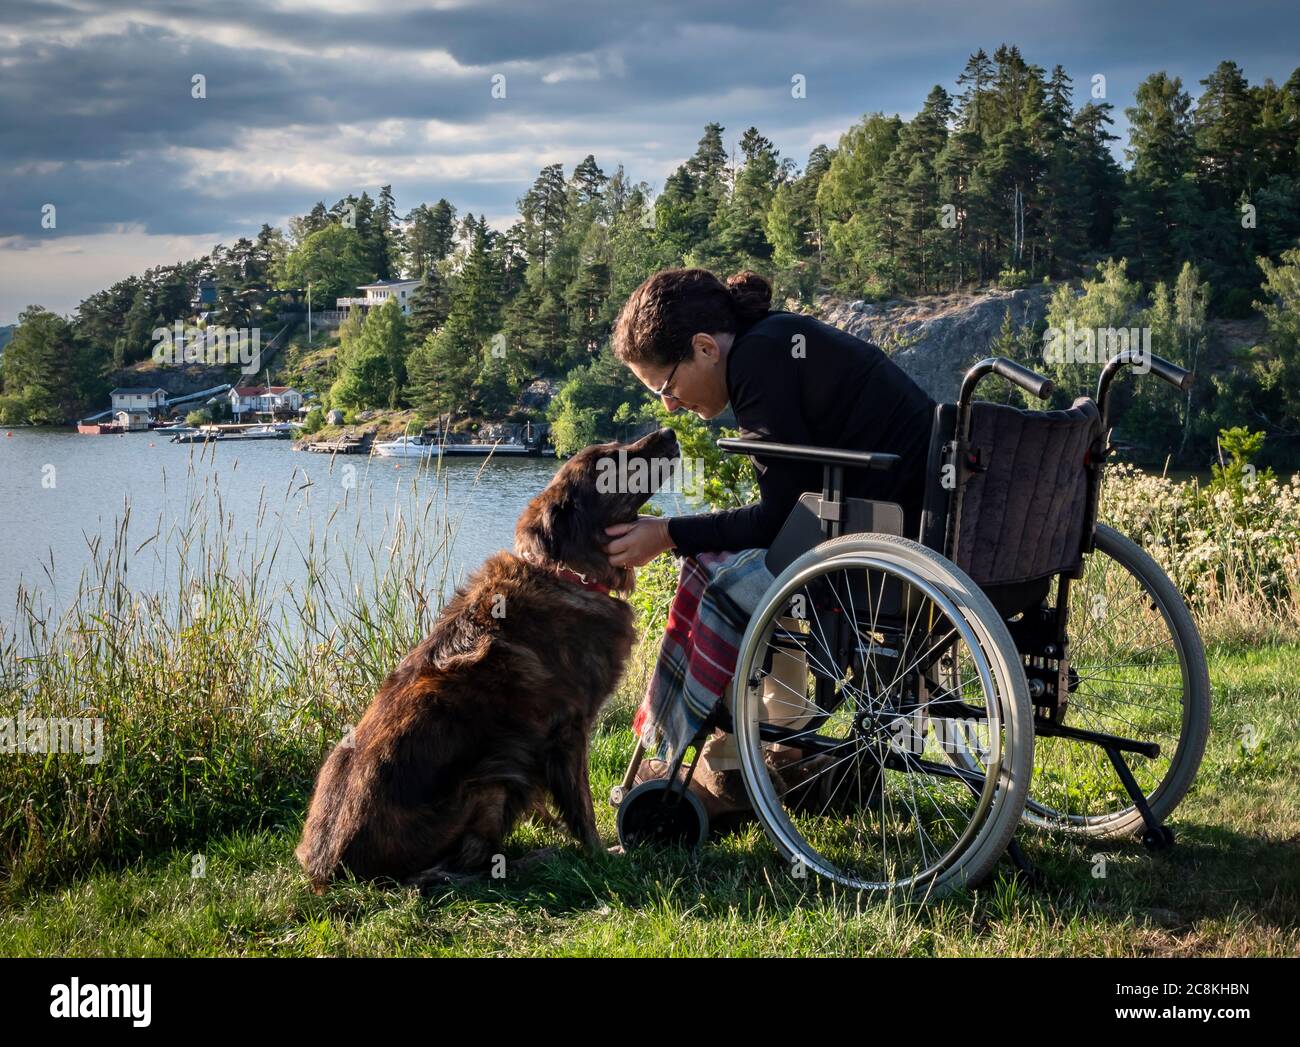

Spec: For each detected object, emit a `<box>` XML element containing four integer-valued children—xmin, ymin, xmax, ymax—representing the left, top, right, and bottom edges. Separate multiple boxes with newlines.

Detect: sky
<box><xmin>2</xmin><ymin>0</ymin><xmax>1298</xmax><ymax>325</ymax></box>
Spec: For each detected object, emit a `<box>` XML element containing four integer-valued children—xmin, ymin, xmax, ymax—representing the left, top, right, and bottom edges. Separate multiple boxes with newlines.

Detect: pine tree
<box><xmin>406</xmin><ymin>218</ymin><xmax>502</xmax><ymax>418</ymax></box>
<box><xmin>1072</xmin><ymin>102</ymin><xmax>1124</xmax><ymax>250</ymax></box>
<box><xmin>714</xmin><ymin>127</ymin><xmax>781</xmax><ymax>266</ymax></box>
<box><xmin>372</xmin><ymin>185</ymin><xmax>404</xmax><ymax>278</ymax></box>
<box><xmin>956</xmin><ymin>49</ymin><xmax>996</xmax><ymax>139</ymax></box>
<box><xmin>1117</xmin><ymin>72</ymin><xmax>1197</xmax><ymax>281</ymax></box>
<box><xmin>1195</xmin><ymin>61</ymin><xmax>1261</xmax><ymax>209</ymax></box>
<box><xmin>571</xmin><ymin>154</ymin><xmax>608</xmax><ymax>206</ymax></box>
<box><xmin>406</xmin><ymin>268</ymin><xmax>450</xmax><ymax>346</ymax></box>
<box><xmin>519</xmin><ymin>164</ymin><xmax>569</xmax><ymax>288</ymax></box>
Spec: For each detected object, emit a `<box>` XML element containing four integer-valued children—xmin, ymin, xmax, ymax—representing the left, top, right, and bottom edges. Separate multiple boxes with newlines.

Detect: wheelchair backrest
<box><xmin>946</xmin><ymin>397</ymin><xmax>1101</xmax><ymax>587</ymax></box>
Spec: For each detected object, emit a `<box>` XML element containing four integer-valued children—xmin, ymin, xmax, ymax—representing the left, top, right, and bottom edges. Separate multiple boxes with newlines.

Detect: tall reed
<box><xmin>0</xmin><ymin>446</ymin><xmax>463</xmax><ymax>896</ymax></box>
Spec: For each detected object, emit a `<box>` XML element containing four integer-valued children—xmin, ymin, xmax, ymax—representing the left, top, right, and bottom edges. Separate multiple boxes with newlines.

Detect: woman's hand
<box><xmin>604</xmin><ymin>516</ymin><xmax>674</xmax><ymax>568</ymax></box>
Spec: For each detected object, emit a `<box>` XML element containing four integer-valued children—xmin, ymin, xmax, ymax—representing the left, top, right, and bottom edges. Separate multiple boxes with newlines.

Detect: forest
<box><xmin>3</xmin><ymin>46</ymin><xmax>1300</xmax><ymax>466</ymax></box>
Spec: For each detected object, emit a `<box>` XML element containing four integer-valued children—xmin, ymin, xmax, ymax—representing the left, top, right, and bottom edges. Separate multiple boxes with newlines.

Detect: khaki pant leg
<box><xmin>699</xmin><ymin>616</ymin><xmax>815</xmax><ymax>773</ymax></box>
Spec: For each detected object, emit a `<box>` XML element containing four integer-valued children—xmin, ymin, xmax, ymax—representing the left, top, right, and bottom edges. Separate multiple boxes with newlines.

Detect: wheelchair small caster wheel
<box><xmin>1141</xmin><ymin>824</ymin><xmax>1175</xmax><ymax>851</ymax></box>
<box><xmin>616</xmin><ymin>778</ymin><xmax>709</xmax><ymax>851</ymax></box>
<box><xmin>608</xmin><ymin>785</ymin><xmax>625</xmax><ymax>808</ymax></box>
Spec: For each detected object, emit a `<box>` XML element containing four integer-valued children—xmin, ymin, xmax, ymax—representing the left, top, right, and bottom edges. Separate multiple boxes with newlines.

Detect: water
<box><xmin>0</xmin><ymin>429</ymin><xmax>684</xmax><ymax>623</ymax></box>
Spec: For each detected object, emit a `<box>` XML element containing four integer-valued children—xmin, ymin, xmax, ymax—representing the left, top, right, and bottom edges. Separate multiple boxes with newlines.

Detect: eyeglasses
<box><xmin>652</xmin><ymin>358</ymin><xmax>683</xmax><ymax>402</ymax></box>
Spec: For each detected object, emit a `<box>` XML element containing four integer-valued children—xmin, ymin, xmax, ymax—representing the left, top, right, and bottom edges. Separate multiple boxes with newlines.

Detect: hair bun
<box><xmin>725</xmin><ymin>270</ymin><xmax>772</xmax><ymax>325</ymax></box>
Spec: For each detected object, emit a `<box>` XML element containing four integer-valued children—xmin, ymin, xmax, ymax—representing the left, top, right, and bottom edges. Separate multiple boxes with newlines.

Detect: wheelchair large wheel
<box><xmin>1022</xmin><ymin>524</ymin><xmax>1211</xmax><ymax>837</ymax></box>
<box><xmin>731</xmin><ymin>533</ymin><xmax>1033</xmax><ymax>898</ymax></box>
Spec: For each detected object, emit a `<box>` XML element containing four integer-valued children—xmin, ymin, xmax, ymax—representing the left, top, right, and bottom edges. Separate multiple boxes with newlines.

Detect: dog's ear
<box><xmin>515</xmin><ymin>477</ymin><xmax>634</xmax><ymax>591</ymax></box>
<box><xmin>515</xmin><ymin>493</ymin><xmax>563</xmax><ymax>563</ymax></box>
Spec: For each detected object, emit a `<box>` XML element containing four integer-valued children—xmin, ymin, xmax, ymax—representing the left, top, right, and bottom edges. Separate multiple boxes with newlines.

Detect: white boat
<box><xmin>441</xmin><ymin>440</ymin><xmax>535</xmax><ymax>456</ymax></box>
<box><xmin>373</xmin><ymin>434</ymin><xmax>444</xmax><ymax>459</ymax></box>
<box><xmin>241</xmin><ymin>423</ymin><xmax>294</xmax><ymax>439</ymax></box>
<box><xmin>171</xmin><ymin>427</ymin><xmax>220</xmax><ymax>443</ymax></box>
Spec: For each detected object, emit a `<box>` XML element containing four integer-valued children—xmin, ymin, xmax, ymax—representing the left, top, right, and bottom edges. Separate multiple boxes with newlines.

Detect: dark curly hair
<box><xmin>613</xmin><ymin>268</ymin><xmax>772</xmax><ymax>367</ymax></box>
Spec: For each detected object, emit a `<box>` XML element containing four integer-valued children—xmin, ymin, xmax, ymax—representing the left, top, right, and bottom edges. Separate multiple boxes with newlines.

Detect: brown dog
<box><xmin>295</xmin><ymin>427</ymin><xmax>680</xmax><ymax>891</ymax></box>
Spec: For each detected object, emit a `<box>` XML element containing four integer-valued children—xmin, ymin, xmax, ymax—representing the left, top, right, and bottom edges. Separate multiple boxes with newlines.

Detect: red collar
<box><xmin>521</xmin><ymin>555</ymin><xmax>611</xmax><ymax>594</ymax></box>
<box><xmin>552</xmin><ymin>565</ymin><xmax>611</xmax><ymax>594</ymax></box>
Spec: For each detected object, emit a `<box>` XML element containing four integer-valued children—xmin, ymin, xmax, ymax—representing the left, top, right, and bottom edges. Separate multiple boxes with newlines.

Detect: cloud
<box><xmin>2</xmin><ymin>0</ymin><xmax>1299</xmax><ymax>321</ymax></box>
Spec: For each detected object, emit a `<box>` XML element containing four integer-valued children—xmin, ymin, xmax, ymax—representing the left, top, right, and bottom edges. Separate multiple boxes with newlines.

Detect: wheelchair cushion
<box><xmin>953</xmin><ymin>397</ymin><xmax>1100</xmax><ymax>587</ymax></box>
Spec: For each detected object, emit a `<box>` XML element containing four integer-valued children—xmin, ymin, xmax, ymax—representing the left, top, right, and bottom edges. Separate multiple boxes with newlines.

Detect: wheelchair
<box><xmin>611</xmin><ymin>349</ymin><xmax>1211</xmax><ymax>898</ymax></box>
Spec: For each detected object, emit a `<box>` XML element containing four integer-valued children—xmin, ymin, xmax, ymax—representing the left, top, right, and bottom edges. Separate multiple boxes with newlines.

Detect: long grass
<box><xmin>0</xmin><ymin>448</ymin><xmax>461</xmax><ymax>897</ymax></box>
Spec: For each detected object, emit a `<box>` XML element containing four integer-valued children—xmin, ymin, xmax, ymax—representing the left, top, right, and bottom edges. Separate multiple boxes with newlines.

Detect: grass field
<box><xmin>3</xmin><ymin>461</ymin><xmax>1297</xmax><ymax>957</ymax></box>
<box><xmin>3</xmin><ymin>642</ymin><xmax>1296</xmax><ymax>957</ymax></box>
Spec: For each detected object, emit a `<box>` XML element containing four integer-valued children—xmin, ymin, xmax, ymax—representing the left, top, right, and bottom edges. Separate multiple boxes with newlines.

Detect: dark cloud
<box><xmin>2</xmin><ymin>0</ymin><xmax>1298</xmax><ymax>318</ymax></box>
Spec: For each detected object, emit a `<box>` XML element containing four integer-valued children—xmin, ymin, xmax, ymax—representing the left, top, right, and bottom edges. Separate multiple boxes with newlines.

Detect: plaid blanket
<box><xmin>632</xmin><ymin>548</ymin><xmax>775</xmax><ymax>764</ymax></box>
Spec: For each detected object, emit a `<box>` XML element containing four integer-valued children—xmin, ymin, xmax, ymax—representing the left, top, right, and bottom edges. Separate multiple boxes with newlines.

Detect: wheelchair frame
<box><xmin>613</xmin><ymin>348</ymin><xmax>1202</xmax><ymax>889</ymax></box>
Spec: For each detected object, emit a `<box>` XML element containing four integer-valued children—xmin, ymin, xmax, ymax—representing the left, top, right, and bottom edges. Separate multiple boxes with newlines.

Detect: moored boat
<box><xmin>441</xmin><ymin>440</ymin><xmax>535</xmax><ymax>456</ymax></box>
<box><xmin>373</xmin><ymin>433</ymin><xmax>443</xmax><ymax>459</ymax></box>
<box><xmin>171</xmin><ymin>427</ymin><xmax>221</xmax><ymax>443</ymax></box>
<box><xmin>241</xmin><ymin>423</ymin><xmax>294</xmax><ymax>439</ymax></box>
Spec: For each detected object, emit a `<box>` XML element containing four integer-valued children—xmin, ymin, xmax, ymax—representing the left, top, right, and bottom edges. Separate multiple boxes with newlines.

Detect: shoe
<box><xmin>763</xmin><ymin>745</ymin><xmax>881</xmax><ymax>815</ymax></box>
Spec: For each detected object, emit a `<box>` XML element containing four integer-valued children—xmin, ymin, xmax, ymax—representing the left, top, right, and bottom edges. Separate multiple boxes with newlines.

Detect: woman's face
<box><xmin>628</xmin><ymin>332</ymin><xmax>733</xmax><ymax>420</ymax></box>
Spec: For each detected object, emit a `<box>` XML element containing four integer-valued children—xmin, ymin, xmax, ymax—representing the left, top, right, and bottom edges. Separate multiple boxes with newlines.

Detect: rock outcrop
<box><xmin>816</xmin><ymin>285</ymin><xmax>1056</xmax><ymax>402</ymax></box>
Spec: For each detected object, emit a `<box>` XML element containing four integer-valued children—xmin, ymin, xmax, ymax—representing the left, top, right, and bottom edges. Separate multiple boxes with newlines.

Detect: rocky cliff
<box><xmin>816</xmin><ymin>286</ymin><xmax>1055</xmax><ymax>402</ymax></box>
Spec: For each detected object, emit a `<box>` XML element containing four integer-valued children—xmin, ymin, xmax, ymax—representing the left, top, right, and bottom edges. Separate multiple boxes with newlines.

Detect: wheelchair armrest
<box><xmin>716</xmin><ymin>438</ymin><xmax>900</xmax><ymax>472</ymax></box>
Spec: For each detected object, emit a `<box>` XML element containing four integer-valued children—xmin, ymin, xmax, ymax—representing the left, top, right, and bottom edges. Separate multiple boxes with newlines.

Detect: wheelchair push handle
<box><xmin>993</xmin><ymin>358</ymin><xmax>1055</xmax><ymax>400</ymax></box>
<box><xmin>717</xmin><ymin>438</ymin><xmax>900</xmax><ymax>472</ymax></box>
<box><xmin>1147</xmin><ymin>354</ymin><xmax>1195</xmax><ymax>393</ymax></box>
<box><xmin>960</xmin><ymin>356</ymin><xmax>1055</xmax><ymax>406</ymax></box>
<box><xmin>1097</xmin><ymin>351</ymin><xmax>1195</xmax><ymax>431</ymax></box>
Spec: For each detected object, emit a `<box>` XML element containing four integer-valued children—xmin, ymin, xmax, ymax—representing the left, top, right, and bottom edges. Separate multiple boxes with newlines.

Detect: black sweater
<box><xmin>667</xmin><ymin>311</ymin><xmax>934</xmax><ymax>557</ymax></box>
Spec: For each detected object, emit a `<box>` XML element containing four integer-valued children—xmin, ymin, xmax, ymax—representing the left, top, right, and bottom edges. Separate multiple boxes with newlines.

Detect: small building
<box><xmin>229</xmin><ymin>385</ymin><xmax>304</xmax><ymax>419</ymax></box>
<box><xmin>110</xmin><ymin>387</ymin><xmax>168</xmax><ymax>414</ymax></box>
<box><xmin>191</xmin><ymin>279</ymin><xmax>218</xmax><ymax>311</ymax></box>
<box><xmin>336</xmin><ymin>279</ymin><xmax>421</xmax><ymax>317</ymax></box>
<box><xmin>113</xmin><ymin>408</ymin><xmax>152</xmax><ymax>432</ymax></box>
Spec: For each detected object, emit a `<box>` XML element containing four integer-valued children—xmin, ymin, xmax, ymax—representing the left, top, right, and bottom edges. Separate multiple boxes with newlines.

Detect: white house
<box><xmin>229</xmin><ymin>385</ymin><xmax>303</xmax><ymax>418</ymax></box>
<box><xmin>113</xmin><ymin>408</ymin><xmax>152</xmax><ymax>432</ymax></box>
<box><xmin>110</xmin><ymin>387</ymin><xmax>168</xmax><ymax>414</ymax></box>
<box><xmin>336</xmin><ymin>279</ymin><xmax>421</xmax><ymax>317</ymax></box>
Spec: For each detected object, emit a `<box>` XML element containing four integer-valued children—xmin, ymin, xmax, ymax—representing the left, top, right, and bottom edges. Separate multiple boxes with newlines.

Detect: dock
<box><xmin>304</xmin><ymin>431</ymin><xmax>372</xmax><ymax>454</ymax></box>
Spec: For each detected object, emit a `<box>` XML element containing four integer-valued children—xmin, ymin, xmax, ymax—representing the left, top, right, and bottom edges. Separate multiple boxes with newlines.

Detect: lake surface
<box><xmin>0</xmin><ymin>429</ymin><xmax>686</xmax><ymax>624</ymax></box>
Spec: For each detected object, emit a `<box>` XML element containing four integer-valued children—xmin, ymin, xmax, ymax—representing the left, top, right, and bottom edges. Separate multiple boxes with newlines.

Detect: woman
<box><xmin>606</xmin><ymin>268</ymin><xmax>935</xmax><ymax>822</ymax></box>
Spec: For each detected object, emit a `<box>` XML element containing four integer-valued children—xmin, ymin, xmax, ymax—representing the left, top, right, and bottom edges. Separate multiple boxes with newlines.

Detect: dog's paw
<box><xmin>513</xmin><ymin>844</ymin><xmax>562</xmax><ymax>870</ymax></box>
<box><xmin>405</xmin><ymin>866</ymin><xmax>486</xmax><ymax>890</ymax></box>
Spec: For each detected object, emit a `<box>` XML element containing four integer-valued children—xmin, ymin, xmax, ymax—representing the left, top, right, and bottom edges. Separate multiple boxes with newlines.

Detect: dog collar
<box><xmin>552</xmin><ymin>565</ymin><xmax>611</xmax><ymax>594</ymax></box>
<box><xmin>520</xmin><ymin>554</ymin><xmax>612</xmax><ymax>594</ymax></box>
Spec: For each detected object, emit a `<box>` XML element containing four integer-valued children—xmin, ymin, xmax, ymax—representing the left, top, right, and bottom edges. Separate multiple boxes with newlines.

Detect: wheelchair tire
<box><xmin>730</xmin><ymin>533</ymin><xmax>1034</xmax><ymax>899</ymax></box>
<box><xmin>1021</xmin><ymin>524</ymin><xmax>1211</xmax><ymax>837</ymax></box>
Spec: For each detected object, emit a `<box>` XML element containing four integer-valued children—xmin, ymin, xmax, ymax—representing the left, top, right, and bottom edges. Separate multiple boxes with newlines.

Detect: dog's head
<box><xmin>515</xmin><ymin>427</ymin><xmax>680</xmax><ymax>591</ymax></box>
